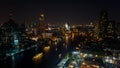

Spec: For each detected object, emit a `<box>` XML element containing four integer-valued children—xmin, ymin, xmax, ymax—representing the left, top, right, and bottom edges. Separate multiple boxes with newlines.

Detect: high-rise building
<box><xmin>99</xmin><ymin>10</ymin><xmax>117</xmax><ymax>40</ymax></box>
<box><xmin>37</xmin><ymin>13</ymin><xmax>46</xmax><ymax>35</ymax></box>
<box><xmin>39</xmin><ymin>13</ymin><xmax>45</xmax><ymax>22</ymax></box>
<box><xmin>0</xmin><ymin>19</ymin><xmax>20</xmax><ymax>48</ymax></box>
<box><xmin>94</xmin><ymin>23</ymin><xmax>99</xmax><ymax>39</ymax></box>
<box><xmin>107</xmin><ymin>20</ymin><xmax>116</xmax><ymax>38</ymax></box>
<box><xmin>99</xmin><ymin>10</ymin><xmax>109</xmax><ymax>39</ymax></box>
<box><xmin>116</xmin><ymin>22</ymin><xmax>120</xmax><ymax>36</ymax></box>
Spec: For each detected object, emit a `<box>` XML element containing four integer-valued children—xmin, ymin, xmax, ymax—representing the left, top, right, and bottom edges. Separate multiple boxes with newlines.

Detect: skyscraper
<box><xmin>0</xmin><ymin>19</ymin><xmax>20</xmax><ymax>47</ymax></box>
<box><xmin>36</xmin><ymin>12</ymin><xmax>46</xmax><ymax>36</ymax></box>
<box><xmin>99</xmin><ymin>10</ymin><xmax>117</xmax><ymax>40</ymax></box>
<box><xmin>99</xmin><ymin>10</ymin><xmax>109</xmax><ymax>39</ymax></box>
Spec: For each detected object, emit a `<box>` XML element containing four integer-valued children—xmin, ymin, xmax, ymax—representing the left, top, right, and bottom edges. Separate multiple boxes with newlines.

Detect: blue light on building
<box><xmin>14</xmin><ymin>39</ymin><xmax>19</xmax><ymax>46</ymax></box>
<box><xmin>14</xmin><ymin>33</ymin><xmax>19</xmax><ymax>46</ymax></box>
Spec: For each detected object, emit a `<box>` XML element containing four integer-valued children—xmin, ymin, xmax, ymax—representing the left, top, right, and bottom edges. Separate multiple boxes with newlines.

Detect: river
<box><xmin>0</xmin><ymin>37</ymin><xmax>74</xmax><ymax>68</ymax></box>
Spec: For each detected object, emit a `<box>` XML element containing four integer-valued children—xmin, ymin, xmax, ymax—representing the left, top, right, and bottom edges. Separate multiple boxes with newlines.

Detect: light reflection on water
<box><xmin>32</xmin><ymin>46</ymin><xmax>51</xmax><ymax>64</ymax></box>
<box><xmin>9</xmin><ymin>37</ymin><xmax>70</xmax><ymax>68</ymax></box>
<box><xmin>32</xmin><ymin>53</ymin><xmax>43</xmax><ymax>63</ymax></box>
<box><xmin>36</xmin><ymin>39</ymin><xmax>70</xmax><ymax>67</ymax></box>
<box><xmin>12</xmin><ymin>55</ymin><xmax>15</xmax><ymax>68</ymax></box>
<box><xmin>11</xmin><ymin>53</ymin><xmax>24</xmax><ymax>68</ymax></box>
<box><xmin>44</xmin><ymin>46</ymin><xmax>50</xmax><ymax>53</ymax></box>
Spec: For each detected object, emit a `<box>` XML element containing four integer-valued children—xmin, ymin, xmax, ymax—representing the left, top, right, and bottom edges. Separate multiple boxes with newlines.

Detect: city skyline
<box><xmin>0</xmin><ymin>0</ymin><xmax>120</xmax><ymax>24</ymax></box>
<box><xmin>0</xmin><ymin>1</ymin><xmax>120</xmax><ymax>68</ymax></box>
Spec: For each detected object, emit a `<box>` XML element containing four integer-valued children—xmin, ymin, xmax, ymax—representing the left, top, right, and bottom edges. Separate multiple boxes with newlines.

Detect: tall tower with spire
<box><xmin>37</xmin><ymin>12</ymin><xmax>46</xmax><ymax>35</ymax></box>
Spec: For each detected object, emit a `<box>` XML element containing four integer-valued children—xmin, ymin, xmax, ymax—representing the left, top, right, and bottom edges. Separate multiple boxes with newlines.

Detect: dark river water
<box><xmin>0</xmin><ymin>38</ymin><xmax>74</xmax><ymax>68</ymax></box>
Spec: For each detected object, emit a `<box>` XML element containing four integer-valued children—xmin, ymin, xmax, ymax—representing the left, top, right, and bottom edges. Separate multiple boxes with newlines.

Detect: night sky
<box><xmin>0</xmin><ymin>0</ymin><xmax>120</xmax><ymax>25</ymax></box>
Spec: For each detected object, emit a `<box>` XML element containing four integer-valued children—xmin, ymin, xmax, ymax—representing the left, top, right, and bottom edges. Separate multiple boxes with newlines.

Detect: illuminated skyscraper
<box><xmin>0</xmin><ymin>19</ymin><xmax>20</xmax><ymax>47</ymax></box>
<box><xmin>107</xmin><ymin>21</ymin><xmax>116</xmax><ymax>38</ymax></box>
<box><xmin>37</xmin><ymin>13</ymin><xmax>46</xmax><ymax>35</ymax></box>
<box><xmin>39</xmin><ymin>13</ymin><xmax>45</xmax><ymax>22</ymax></box>
<box><xmin>94</xmin><ymin>23</ymin><xmax>99</xmax><ymax>39</ymax></box>
<box><xmin>99</xmin><ymin>10</ymin><xmax>117</xmax><ymax>40</ymax></box>
<box><xmin>99</xmin><ymin>10</ymin><xmax>109</xmax><ymax>39</ymax></box>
